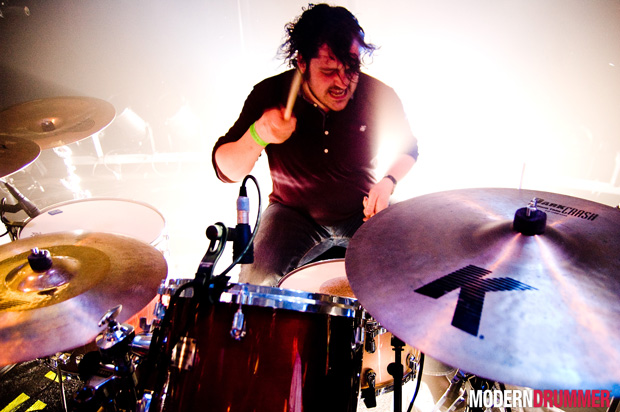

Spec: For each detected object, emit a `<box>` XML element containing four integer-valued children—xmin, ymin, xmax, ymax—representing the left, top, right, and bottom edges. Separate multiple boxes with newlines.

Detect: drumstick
<box><xmin>284</xmin><ymin>69</ymin><xmax>303</xmax><ymax>121</ymax></box>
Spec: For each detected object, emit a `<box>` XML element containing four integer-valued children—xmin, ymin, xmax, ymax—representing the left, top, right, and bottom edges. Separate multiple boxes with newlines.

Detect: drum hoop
<box><xmin>278</xmin><ymin>258</ymin><xmax>347</xmax><ymax>289</ymax></box>
<box><xmin>20</xmin><ymin>197</ymin><xmax>167</xmax><ymax>246</ymax></box>
<box><xmin>224</xmin><ymin>283</ymin><xmax>360</xmax><ymax>318</ymax></box>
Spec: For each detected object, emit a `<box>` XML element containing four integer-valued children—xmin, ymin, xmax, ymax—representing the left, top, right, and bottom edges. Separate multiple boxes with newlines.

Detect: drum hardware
<box><xmin>72</xmin><ymin>305</ymin><xmax>142</xmax><ymax>411</ymax></box>
<box><xmin>0</xmin><ymin>135</ymin><xmax>41</xmax><ymax>179</ymax></box>
<box><xmin>346</xmin><ymin>188</ymin><xmax>620</xmax><ymax>394</ymax></box>
<box><xmin>365</xmin><ymin>319</ymin><xmax>386</xmax><ymax>353</ymax></box>
<box><xmin>0</xmin><ymin>96</ymin><xmax>116</xmax><ymax>151</ymax></box>
<box><xmin>0</xmin><ymin>188</ymin><xmax>37</xmax><ymax>240</ymax></box>
<box><xmin>1</xmin><ymin>179</ymin><xmax>41</xmax><ymax>218</ymax></box>
<box><xmin>170</xmin><ymin>337</ymin><xmax>197</xmax><ymax>371</ymax></box>
<box><xmin>430</xmin><ymin>370</ymin><xmax>469</xmax><ymax>412</ymax></box>
<box><xmin>230</xmin><ymin>301</ymin><xmax>246</xmax><ymax>340</ymax></box>
<box><xmin>279</xmin><ymin>258</ymin><xmax>423</xmax><ymax>410</ymax></box>
<box><xmin>56</xmin><ymin>360</ymin><xmax>69</xmax><ymax>412</ymax></box>
<box><xmin>0</xmin><ymin>197</ymin><xmax>26</xmax><ymax>240</ymax></box>
<box><xmin>0</xmin><ymin>231</ymin><xmax>167</xmax><ymax>366</ymax></box>
<box><xmin>387</xmin><ymin>336</ymin><xmax>406</xmax><ymax>412</ymax></box>
<box><xmin>130</xmin><ymin>176</ymin><xmax>263</xmax><ymax>409</ymax></box>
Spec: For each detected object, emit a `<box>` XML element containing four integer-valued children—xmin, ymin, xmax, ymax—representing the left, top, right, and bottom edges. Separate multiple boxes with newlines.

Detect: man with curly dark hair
<box><xmin>212</xmin><ymin>3</ymin><xmax>419</xmax><ymax>286</ymax></box>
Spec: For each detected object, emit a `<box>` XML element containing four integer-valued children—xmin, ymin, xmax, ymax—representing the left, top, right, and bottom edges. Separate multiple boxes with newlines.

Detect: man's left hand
<box><xmin>363</xmin><ymin>178</ymin><xmax>395</xmax><ymax>221</ymax></box>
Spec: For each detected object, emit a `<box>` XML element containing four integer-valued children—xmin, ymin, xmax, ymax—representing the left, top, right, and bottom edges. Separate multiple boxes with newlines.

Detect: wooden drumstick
<box><xmin>284</xmin><ymin>69</ymin><xmax>303</xmax><ymax>121</ymax></box>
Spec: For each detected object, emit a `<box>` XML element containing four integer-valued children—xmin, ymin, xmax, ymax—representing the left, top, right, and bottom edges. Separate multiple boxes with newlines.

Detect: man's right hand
<box><xmin>253</xmin><ymin>107</ymin><xmax>297</xmax><ymax>145</ymax></box>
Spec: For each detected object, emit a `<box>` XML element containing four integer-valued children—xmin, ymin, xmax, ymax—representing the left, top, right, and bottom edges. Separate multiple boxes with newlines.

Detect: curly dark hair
<box><xmin>279</xmin><ymin>3</ymin><xmax>376</xmax><ymax>77</ymax></box>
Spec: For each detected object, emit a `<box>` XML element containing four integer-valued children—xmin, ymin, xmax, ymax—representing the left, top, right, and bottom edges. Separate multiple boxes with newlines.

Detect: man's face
<box><xmin>298</xmin><ymin>42</ymin><xmax>360</xmax><ymax>112</ymax></box>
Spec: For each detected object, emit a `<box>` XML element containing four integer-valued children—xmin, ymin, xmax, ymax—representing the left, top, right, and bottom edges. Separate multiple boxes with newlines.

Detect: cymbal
<box><xmin>0</xmin><ymin>231</ymin><xmax>167</xmax><ymax>365</ymax></box>
<box><xmin>345</xmin><ymin>188</ymin><xmax>620</xmax><ymax>394</ymax></box>
<box><xmin>0</xmin><ymin>96</ymin><xmax>116</xmax><ymax>149</ymax></box>
<box><xmin>0</xmin><ymin>135</ymin><xmax>40</xmax><ymax>178</ymax></box>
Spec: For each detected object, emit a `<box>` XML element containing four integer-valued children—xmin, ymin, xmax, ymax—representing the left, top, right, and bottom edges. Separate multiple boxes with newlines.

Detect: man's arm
<box><xmin>214</xmin><ymin>107</ymin><xmax>297</xmax><ymax>182</ymax></box>
<box><xmin>363</xmin><ymin>153</ymin><xmax>416</xmax><ymax>221</ymax></box>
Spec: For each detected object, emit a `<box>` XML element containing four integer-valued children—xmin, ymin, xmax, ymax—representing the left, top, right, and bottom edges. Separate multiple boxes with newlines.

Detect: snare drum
<box><xmin>279</xmin><ymin>259</ymin><xmax>420</xmax><ymax>397</ymax></box>
<box><xmin>19</xmin><ymin>198</ymin><xmax>168</xmax><ymax>254</ymax></box>
<box><xmin>150</xmin><ymin>283</ymin><xmax>364</xmax><ymax>412</ymax></box>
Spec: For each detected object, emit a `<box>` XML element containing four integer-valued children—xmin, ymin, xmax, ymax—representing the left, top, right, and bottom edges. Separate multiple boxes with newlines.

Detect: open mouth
<box><xmin>329</xmin><ymin>88</ymin><xmax>347</xmax><ymax>99</ymax></box>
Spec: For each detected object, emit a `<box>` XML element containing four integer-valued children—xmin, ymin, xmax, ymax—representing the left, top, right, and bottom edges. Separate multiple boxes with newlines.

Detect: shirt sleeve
<box><xmin>211</xmin><ymin>73</ymin><xmax>289</xmax><ymax>182</ymax></box>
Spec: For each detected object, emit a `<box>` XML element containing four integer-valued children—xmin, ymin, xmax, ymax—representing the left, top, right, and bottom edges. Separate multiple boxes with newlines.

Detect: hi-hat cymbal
<box><xmin>0</xmin><ymin>135</ymin><xmax>40</xmax><ymax>178</ymax></box>
<box><xmin>0</xmin><ymin>231</ymin><xmax>167</xmax><ymax>365</ymax></box>
<box><xmin>345</xmin><ymin>188</ymin><xmax>620</xmax><ymax>394</ymax></box>
<box><xmin>0</xmin><ymin>96</ymin><xmax>116</xmax><ymax>149</ymax></box>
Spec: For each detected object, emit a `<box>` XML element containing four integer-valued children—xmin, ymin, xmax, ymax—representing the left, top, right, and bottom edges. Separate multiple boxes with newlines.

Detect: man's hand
<box><xmin>254</xmin><ymin>107</ymin><xmax>297</xmax><ymax>145</ymax></box>
<box><xmin>363</xmin><ymin>177</ymin><xmax>395</xmax><ymax>221</ymax></box>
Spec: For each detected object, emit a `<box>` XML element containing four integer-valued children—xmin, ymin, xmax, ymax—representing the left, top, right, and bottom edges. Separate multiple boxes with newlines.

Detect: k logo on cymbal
<box><xmin>415</xmin><ymin>265</ymin><xmax>537</xmax><ymax>336</ymax></box>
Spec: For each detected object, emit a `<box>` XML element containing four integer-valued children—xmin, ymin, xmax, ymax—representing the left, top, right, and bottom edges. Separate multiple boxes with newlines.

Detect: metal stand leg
<box><xmin>388</xmin><ymin>335</ymin><xmax>405</xmax><ymax>412</ymax></box>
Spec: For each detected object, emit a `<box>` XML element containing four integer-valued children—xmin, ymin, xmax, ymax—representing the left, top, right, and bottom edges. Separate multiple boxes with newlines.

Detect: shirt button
<box><xmin>324</xmin><ymin>130</ymin><xmax>329</xmax><ymax>135</ymax></box>
<box><xmin>324</xmin><ymin>148</ymin><xmax>329</xmax><ymax>153</ymax></box>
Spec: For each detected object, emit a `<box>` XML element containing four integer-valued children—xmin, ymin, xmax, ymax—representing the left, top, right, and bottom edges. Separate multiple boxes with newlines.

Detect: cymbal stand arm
<box><xmin>56</xmin><ymin>363</ymin><xmax>69</xmax><ymax>412</ymax></box>
<box><xmin>607</xmin><ymin>397</ymin><xmax>619</xmax><ymax>412</ymax></box>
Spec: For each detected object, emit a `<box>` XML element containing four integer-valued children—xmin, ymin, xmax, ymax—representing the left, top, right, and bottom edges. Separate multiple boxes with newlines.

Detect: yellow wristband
<box><xmin>250</xmin><ymin>123</ymin><xmax>269</xmax><ymax>147</ymax></box>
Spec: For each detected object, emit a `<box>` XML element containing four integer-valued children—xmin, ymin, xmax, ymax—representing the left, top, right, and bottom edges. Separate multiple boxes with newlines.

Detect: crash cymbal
<box><xmin>0</xmin><ymin>231</ymin><xmax>167</xmax><ymax>365</ymax></box>
<box><xmin>345</xmin><ymin>188</ymin><xmax>620</xmax><ymax>394</ymax></box>
<box><xmin>0</xmin><ymin>96</ymin><xmax>116</xmax><ymax>149</ymax></box>
<box><xmin>0</xmin><ymin>135</ymin><xmax>40</xmax><ymax>178</ymax></box>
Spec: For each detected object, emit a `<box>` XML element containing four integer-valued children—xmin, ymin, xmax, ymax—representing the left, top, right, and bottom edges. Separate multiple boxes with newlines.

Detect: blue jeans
<box><xmin>238</xmin><ymin>202</ymin><xmax>365</xmax><ymax>286</ymax></box>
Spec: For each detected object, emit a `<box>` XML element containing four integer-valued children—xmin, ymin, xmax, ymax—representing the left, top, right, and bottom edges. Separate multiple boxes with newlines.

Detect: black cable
<box><xmin>407</xmin><ymin>352</ymin><xmax>425</xmax><ymax>412</ymax></box>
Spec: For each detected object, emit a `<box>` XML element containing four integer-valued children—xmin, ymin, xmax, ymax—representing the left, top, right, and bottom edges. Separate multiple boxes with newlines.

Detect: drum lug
<box><xmin>353</xmin><ymin>320</ymin><xmax>365</xmax><ymax>351</ymax></box>
<box><xmin>364</xmin><ymin>320</ymin><xmax>383</xmax><ymax>353</ymax></box>
<box><xmin>171</xmin><ymin>336</ymin><xmax>197</xmax><ymax>371</ymax></box>
<box><xmin>136</xmin><ymin>390</ymin><xmax>153</xmax><ymax>412</ymax></box>
<box><xmin>230</xmin><ymin>306</ymin><xmax>247</xmax><ymax>341</ymax></box>
<box><xmin>361</xmin><ymin>369</ymin><xmax>378</xmax><ymax>408</ymax></box>
<box><xmin>406</xmin><ymin>352</ymin><xmax>417</xmax><ymax>381</ymax></box>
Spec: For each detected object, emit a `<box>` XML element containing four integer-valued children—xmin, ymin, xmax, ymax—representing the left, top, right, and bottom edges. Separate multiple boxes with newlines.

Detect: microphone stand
<box><xmin>0</xmin><ymin>179</ymin><xmax>39</xmax><ymax>241</ymax></box>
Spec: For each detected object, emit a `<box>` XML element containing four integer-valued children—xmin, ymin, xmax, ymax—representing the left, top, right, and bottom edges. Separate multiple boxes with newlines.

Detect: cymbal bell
<box><xmin>0</xmin><ymin>135</ymin><xmax>40</xmax><ymax>178</ymax></box>
<box><xmin>0</xmin><ymin>231</ymin><xmax>167</xmax><ymax>365</ymax></box>
<box><xmin>345</xmin><ymin>188</ymin><xmax>620</xmax><ymax>394</ymax></box>
<box><xmin>0</xmin><ymin>96</ymin><xmax>116</xmax><ymax>149</ymax></box>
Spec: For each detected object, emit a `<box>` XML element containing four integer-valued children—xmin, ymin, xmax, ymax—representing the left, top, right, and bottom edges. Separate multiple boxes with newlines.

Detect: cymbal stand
<box><xmin>56</xmin><ymin>363</ymin><xmax>69</xmax><ymax>412</ymax></box>
<box><xmin>388</xmin><ymin>335</ymin><xmax>406</xmax><ymax>412</ymax></box>
<box><xmin>606</xmin><ymin>397</ymin><xmax>619</xmax><ymax>412</ymax></box>
<box><xmin>430</xmin><ymin>370</ymin><xmax>469</xmax><ymax>412</ymax></box>
<box><xmin>47</xmin><ymin>354</ymin><xmax>70</xmax><ymax>412</ymax></box>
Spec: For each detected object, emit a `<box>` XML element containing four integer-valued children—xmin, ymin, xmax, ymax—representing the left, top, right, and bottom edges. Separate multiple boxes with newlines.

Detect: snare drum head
<box><xmin>278</xmin><ymin>259</ymin><xmax>356</xmax><ymax>298</ymax></box>
<box><xmin>20</xmin><ymin>198</ymin><xmax>166</xmax><ymax>246</ymax></box>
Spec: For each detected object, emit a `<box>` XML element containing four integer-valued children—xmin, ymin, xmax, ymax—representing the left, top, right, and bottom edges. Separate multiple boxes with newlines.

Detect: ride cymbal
<box><xmin>345</xmin><ymin>188</ymin><xmax>620</xmax><ymax>393</ymax></box>
<box><xmin>0</xmin><ymin>96</ymin><xmax>116</xmax><ymax>149</ymax></box>
<box><xmin>0</xmin><ymin>231</ymin><xmax>167</xmax><ymax>365</ymax></box>
<box><xmin>0</xmin><ymin>135</ymin><xmax>40</xmax><ymax>178</ymax></box>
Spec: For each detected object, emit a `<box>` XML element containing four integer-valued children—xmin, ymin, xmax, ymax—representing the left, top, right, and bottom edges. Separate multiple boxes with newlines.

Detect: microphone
<box><xmin>232</xmin><ymin>184</ymin><xmax>253</xmax><ymax>263</ymax></box>
<box><xmin>2</xmin><ymin>180</ymin><xmax>40</xmax><ymax>218</ymax></box>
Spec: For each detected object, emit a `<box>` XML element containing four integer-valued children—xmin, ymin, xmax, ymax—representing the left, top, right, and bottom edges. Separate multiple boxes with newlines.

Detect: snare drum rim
<box><xmin>279</xmin><ymin>258</ymin><xmax>345</xmax><ymax>283</ymax></box>
<box><xmin>19</xmin><ymin>197</ymin><xmax>167</xmax><ymax>247</ymax></box>
<box><xmin>225</xmin><ymin>283</ymin><xmax>360</xmax><ymax>318</ymax></box>
<box><xmin>278</xmin><ymin>258</ymin><xmax>351</xmax><ymax>295</ymax></box>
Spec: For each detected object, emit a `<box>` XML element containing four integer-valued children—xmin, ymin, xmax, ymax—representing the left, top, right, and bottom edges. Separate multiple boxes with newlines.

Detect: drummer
<box><xmin>212</xmin><ymin>3</ymin><xmax>419</xmax><ymax>286</ymax></box>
